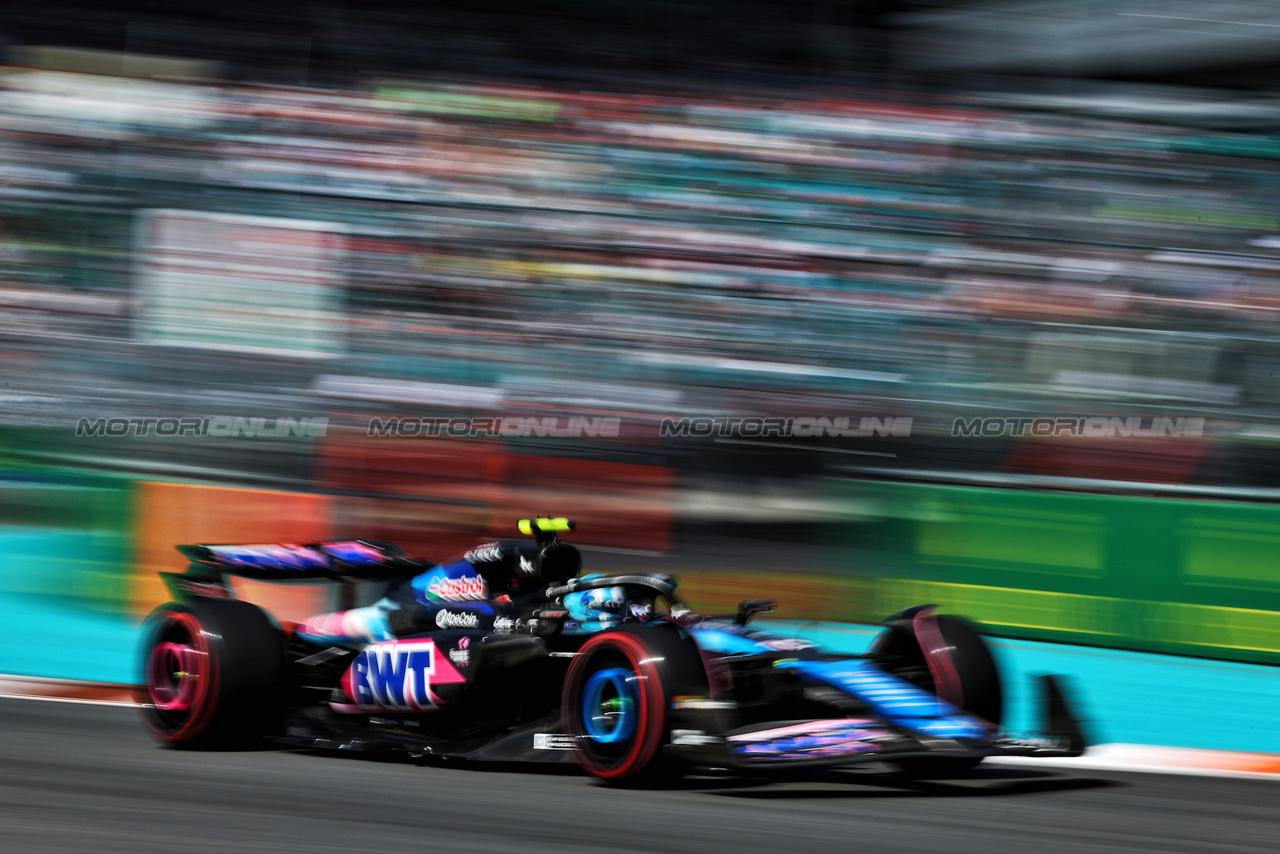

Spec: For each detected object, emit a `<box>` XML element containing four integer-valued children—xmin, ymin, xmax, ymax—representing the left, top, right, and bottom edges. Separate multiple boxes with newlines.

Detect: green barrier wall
<box><xmin>837</xmin><ymin>480</ymin><xmax>1280</xmax><ymax>666</ymax></box>
<box><xmin>0</xmin><ymin>471</ymin><xmax>135</xmax><ymax>614</ymax></box>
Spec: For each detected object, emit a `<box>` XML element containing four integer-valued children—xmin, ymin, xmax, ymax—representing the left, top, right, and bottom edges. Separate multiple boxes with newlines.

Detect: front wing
<box><xmin>666</xmin><ymin>675</ymin><xmax>1086</xmax><ymax>771</ymax></box>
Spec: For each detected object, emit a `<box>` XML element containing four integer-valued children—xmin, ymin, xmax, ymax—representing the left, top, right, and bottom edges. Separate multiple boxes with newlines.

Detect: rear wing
<box><xmin>163</xmin><ymin>541</ymin><xmax>427</xmax><ymax>599</ymax></box>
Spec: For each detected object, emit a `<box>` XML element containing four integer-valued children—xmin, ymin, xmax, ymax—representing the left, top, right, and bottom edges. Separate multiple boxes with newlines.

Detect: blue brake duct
<box><xmin>779</xmin><ymin>659</ymin><xmax>991</xmax><ymax>740</ymax></box>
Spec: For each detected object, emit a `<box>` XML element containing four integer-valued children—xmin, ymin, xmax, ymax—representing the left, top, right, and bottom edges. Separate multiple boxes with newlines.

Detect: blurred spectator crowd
<box><xmin>3</xmin><ymin>54</ymin><xmax>1280</xmax><ymax>487</ymax></box>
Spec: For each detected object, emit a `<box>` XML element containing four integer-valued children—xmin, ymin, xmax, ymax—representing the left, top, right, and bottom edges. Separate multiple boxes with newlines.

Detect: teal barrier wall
<box><xmin>0</xmin><ymin>471</ymin><xmax>138</xmax><ymax>683</ymax></box>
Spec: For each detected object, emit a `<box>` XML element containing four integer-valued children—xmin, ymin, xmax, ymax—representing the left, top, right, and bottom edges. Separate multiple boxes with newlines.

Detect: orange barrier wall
<box><xmin>131</xmin><ymin>461</ymin><xmax>673</xmax><ymax>624</ymax></box>
<box><xmin>132</xmin><ymin>481</ymin><xmax>333</xmax><ymax>622</ymax></box>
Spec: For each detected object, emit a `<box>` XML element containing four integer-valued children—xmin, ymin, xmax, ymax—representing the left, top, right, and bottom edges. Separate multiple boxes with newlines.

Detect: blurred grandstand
<box><xmin>4</xmin><ymin>1</ymin><xmax>1280</xmax><ymax>518</ymax></box>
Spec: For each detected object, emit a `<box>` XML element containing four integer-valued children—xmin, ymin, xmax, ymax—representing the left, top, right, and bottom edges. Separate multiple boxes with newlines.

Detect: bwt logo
<box><xmin>951</xmin><ymin>416</ymin><xmax>1205</xmax><ymax>438</ymax></box>
<box><xmin>659</xmin><ymin>417</ymin><xmax>912</xmax><ymax>439</ymax></box>
<box><xmin>345</xmin><ymin>641</ymin><xmax>440</xmax><ymax>711</ymax></box>
<box><xmin>75</xmin><ymin>417</ymin><xmax>328</xmax><ymax>438</ymax></box>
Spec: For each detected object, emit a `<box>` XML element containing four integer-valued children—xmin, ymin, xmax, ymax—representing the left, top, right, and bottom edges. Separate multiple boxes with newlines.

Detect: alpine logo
<box><xmin>428</xmin><ymin>574</ymin><xmax>489</xmax><ymax>602</ymax></box>
<box><xmin>342</xmin><ymin>640</ymin><xmax>465</xmax><ymax>711</ymax></box>
<box><xmin>435</xmin><ymin>609</ymin><xmax>481</xmax><ymax>630</ymax></box>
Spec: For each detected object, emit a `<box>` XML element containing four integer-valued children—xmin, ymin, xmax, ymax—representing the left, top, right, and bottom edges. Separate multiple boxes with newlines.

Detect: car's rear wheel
<box><xmin>562</xmin><ymin>630</ymin><xmax>672</xmax><ymax>783</ymax></box>
<box><xmin>141</xmin><ymin>599</ymin><xmax>286</xmax><ymax>748</ymax></box>
<box><xmin>873</xmin><ymin>610</ymin><xmax>1003</xmax><ymax>777</ymax></box>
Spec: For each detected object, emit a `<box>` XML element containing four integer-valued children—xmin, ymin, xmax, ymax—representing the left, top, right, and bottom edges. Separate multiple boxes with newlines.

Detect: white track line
<box><xmin>0</xmin><ymin>692</ymin><xmax>137</xmax><ymax>708</ymax></box>
<box><xmin>0</xmin><ymin>676</ymin><xmax>139</xmax><ymax>708</ymax></box>
<box><xmin>990</xmin><ymin>744</ymin><xmax>1280</xmax><ymax>781</ymax></box>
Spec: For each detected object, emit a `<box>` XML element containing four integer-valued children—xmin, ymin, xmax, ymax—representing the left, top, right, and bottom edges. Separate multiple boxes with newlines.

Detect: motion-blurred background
<box><xmin>5</xmin><ymin>1</ymin><xmax>1280</xmax><ymax>684</ymax></box>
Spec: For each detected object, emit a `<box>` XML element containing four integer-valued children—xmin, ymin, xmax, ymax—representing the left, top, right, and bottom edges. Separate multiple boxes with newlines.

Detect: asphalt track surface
<box><xmin>3</xmin><ymin>697</ymin><xmax>1276</xmax><ymax>854</ymax></box>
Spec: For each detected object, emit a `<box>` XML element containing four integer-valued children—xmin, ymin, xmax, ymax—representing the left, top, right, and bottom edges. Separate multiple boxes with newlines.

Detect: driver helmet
<box><xmin>564</xmin><ymin>585</ymin><xmax>626</xmax><ymax>626</ymax></box>
<box><xmin>539</xmin><ymin>540</ymin><xmax>581</xmax><ymax>585</ymax></box>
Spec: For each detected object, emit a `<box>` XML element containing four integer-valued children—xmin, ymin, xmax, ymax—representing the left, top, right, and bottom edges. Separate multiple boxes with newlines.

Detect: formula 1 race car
<box><xmin>140</xmin><ymin>518</ymin><xmax>1086</xmax><ymax>783</ymax></box>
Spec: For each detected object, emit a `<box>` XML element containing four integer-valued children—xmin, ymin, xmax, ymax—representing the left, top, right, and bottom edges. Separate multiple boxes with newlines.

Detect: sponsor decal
<box><xmin>672</xmin><ymin>697</ymin><xmax>738</xmax><ymax>711</ymax></box>
<box><xmin>671</xmin><ymin>729</ymin><xmax>723</xmax><ymax>746</ymax></box>
<box><xmin>518</xmin><ymin>555</ymin><xmax>536</xmax><ymax>575</ymax></box>
<box><xmin>207</xmin><ymin>543</ymin><xmax>330</xmax><ymax>570</ymax></box>
<box><xmin>533</xmin><ymin>733</ymin><xmax>577</xmax><ymax>750</ymax></box>
<box><xmin>176</xmin><ymin>579</ymin><xmax>232</xmax><ymax>598</ymax></box>
<box><xmin>435</xmin><ymin>609</ymin><xmax>481</xmax><ymax>630</ymax></box>
<box><xmin>463</xmin><ymin>543</ymin><xmax>503</xmax><ymax>564</ymax></box>
<box><xmin>448</xmin><ymin>647</ymin><xmax>470</xmax><ymax>666</ymax></box>
<box><xmin>493</xmin><ymin>617</ymin><xmax>518</xmax><ymax>634</ymax></box>
<box><xmin>428</xmin><ymin>574</ymin><xmax>488</xmax><ymax>602</ymax></box>
<box><xmin>761</xmin><ymin>638</ymin><xmax>816</xmax><ymax>652</ymax></box>
<box><xmin>727</xmin><ymin>719</ymin><xmax>889</xmax><ymax>759</ymax></box>
<box><xmin>342</xmin><ymin>640</ymin><xmax>465</xmax><ymax>712</ymax></box>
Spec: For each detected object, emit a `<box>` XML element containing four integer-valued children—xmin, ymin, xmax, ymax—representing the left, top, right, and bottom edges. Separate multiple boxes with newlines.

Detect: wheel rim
<box><xmin>146</xmin><ymin>641</ymin><xmax>205</xmax><ymax>712</ymax></box>
<box><xmin>142</xmin><ymin>611</ymin><xmax>217</xmax><ymax>740</ymax></box>
<box><xmin>581</xmin><ymin>667</ymin><xmax>637</xmax><ymax>745</ymax></box>
<box><xmin>563</xmin><ymin>632</ymin><xmax>670</xmax><ymax>780</ymax></box>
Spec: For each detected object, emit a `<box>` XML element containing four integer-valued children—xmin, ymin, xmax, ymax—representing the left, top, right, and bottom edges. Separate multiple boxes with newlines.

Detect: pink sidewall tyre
<box><xmin>562</xmin><ymin>631</ymin><xmax>669</xmax><ymax>782</ymax></box>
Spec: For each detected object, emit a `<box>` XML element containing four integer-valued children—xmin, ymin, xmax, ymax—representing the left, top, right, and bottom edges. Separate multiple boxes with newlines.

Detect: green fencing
<box><xmin>835</xmin><ymin>480</ymin><xmax>1280</xmax><ymax>665</ymax></box>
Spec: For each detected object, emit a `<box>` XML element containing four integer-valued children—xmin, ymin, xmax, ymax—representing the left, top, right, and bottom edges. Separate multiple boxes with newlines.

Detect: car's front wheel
<box><xmin>561</xmin><ymin>629</ymin><xmax>672</xmax><ymax>783</ymax></box>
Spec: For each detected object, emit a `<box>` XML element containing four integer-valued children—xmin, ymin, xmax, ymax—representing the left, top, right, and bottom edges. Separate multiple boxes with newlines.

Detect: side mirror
<box><xmin>736</xmin><ymin>598</ymin><xmax>776</xmax><ymax>626</ymax></box>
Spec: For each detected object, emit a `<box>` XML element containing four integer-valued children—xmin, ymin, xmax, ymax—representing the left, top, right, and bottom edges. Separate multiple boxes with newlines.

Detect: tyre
<box><xmin>561</xmin><ymin>626</ymin><xmax>699</xmax><ymax>784</ymax></box>
<box><xmin>874</xmin><ymin>611</ymin><xmax>1003</xmax><ymax>777</ymax></box>
<box><xmin>140</xmin><ymin>599</ymin><xmax>286</xmax><ymax>748</ymax></box>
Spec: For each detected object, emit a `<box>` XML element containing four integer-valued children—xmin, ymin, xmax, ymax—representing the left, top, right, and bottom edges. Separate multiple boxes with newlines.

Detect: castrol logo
<box><xmin>428</xmin><ymin>575</ymin><xmax>488</xmax><ymax>602</ymax></box>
